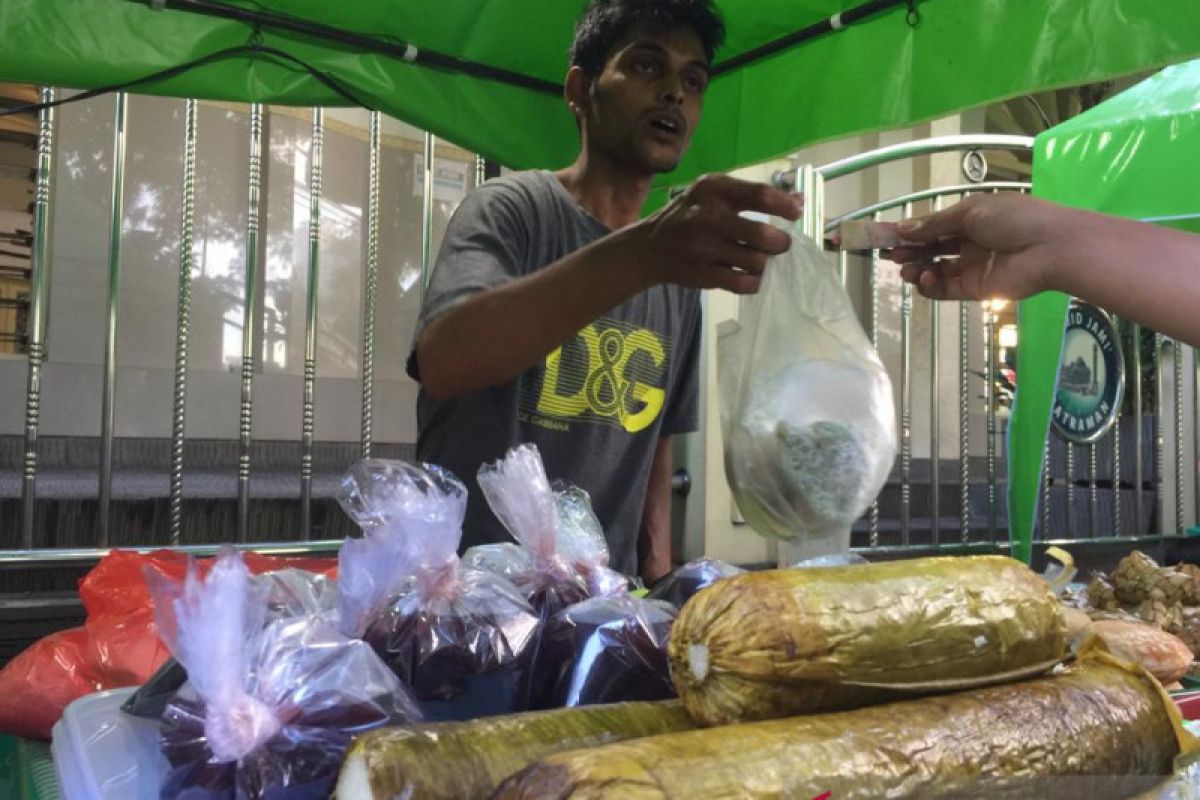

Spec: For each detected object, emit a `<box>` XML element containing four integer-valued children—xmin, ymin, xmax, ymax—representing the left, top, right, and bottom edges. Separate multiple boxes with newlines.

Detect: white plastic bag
<box><xmin>719</xmin><ymin>224</ymin><xmax>896</xmax><ymax>556</ymax></box>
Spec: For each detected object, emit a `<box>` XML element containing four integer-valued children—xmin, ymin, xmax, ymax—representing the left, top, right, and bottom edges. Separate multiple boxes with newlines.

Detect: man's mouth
<box><xmin>647</xmin><ymin>112</ymin><xmax>685</xmax><ymax>139</ymax></box>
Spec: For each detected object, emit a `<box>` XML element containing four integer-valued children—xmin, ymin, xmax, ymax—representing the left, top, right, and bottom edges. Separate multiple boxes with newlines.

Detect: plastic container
<box><xmin>51</xmin><ymin>687</ymin><xmax>166</xmax><ymax>800</ymax></box>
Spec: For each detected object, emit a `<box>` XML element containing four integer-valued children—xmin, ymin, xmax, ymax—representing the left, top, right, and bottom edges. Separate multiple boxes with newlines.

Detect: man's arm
<box><xmin>415</xmin><ymin>175</ymin><xmax>800</xmax><ymax>399</ymax></box>
<box><xmin>638</xmin><ymin>436</ymin><xmax>675</xmax><ymax>584</ymax></box>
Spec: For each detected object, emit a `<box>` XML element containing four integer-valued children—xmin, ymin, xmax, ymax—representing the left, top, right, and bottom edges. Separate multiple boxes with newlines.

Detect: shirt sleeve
<box><xmin>659</xmin><ymin>294</ymin><xmax>702</xmax><ymax>436</ymax></box>
<box><xmin>406</xmin><ymin>181</ymin><xmax>531</xmax><ymax>381</ymax></box>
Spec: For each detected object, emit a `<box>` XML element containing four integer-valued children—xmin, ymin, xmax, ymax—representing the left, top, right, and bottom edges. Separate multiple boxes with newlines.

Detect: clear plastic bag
<box><xmin>645</xmin><ymin>557</ymin><xmax>745</xmax><ymax>609</ymax></box>
<box><xmin>124</xmin><ymin>568</ymin><xmax>339</xmax><ymax>720</ymax></box>
<box><xmin>719</xmin><ymin>226</ymin><xmax>897</xmax><ymax>556</ymax></box>
<box><xmin>148</xmin><ymin>548</ymin><xmax>420</xmax><ymax>799</ymax></box>
<box><xmin>477</xmin><ymin>448</ymin><xmax>600</xmax><ymax>618</ymax></box>
<box><xmin>529</xmin><ymin>594</ymin><xmax>677</xmax><ymax>710</ymax></box>
<box><xmin>337</xmin><ymin>459</ymin><xmax>540</xmax><ymax>721</ymax></box>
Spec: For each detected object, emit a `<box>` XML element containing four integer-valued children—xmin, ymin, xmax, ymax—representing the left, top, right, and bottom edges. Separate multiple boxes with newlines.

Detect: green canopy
<box><xmin>1010</xmin><ymin>60</ymin><xmax>1200</xmax><ymax>563</ymax></box>
<box><xmin>3</xmin><ymin>0</ymin><xmax>1200</xmax><ymax>187</ymax></box>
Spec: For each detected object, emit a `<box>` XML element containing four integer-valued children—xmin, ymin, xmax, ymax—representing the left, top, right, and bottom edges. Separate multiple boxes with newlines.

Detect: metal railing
<box><xmin>4</xmin><ymin>108</ymin><xmax>1196</xmax><ymax>567</ymax></box>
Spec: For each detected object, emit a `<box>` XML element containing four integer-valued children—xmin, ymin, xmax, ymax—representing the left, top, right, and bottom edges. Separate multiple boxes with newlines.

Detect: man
<box><xmin>407</xmin><ymin>0</ymin><xmax>800</xmax><ymax>581</ymax></box>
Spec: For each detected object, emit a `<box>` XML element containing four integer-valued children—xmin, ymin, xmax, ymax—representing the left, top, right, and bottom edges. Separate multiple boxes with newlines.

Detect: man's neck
<box><xmin>554</xmin><ymin>152</ymin><xmax>654</xmax><ymax>231</ymax></box>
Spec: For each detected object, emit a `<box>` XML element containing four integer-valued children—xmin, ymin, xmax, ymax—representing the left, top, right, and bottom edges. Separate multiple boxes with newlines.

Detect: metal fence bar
<box><xmin>1066</xmin><ymin>443</ymin><xmax>1075</xmax><ymax>538</ymax></box>
<box><xmin>360</xmin><ymin>111</ymin><xmax>381</xmax><ymax>460</ymax></box>
<box><xmin>300</xmin><ymin>108</ymin><xmax>323</xmax><ymax>540</ymax></box>
<box><xmin>837</xmin><ymin>249</ymin><xmax>847</xmax><ymax>287</ymax></box>
<box><xmin>1156</xmin><ymin>332</ymin><xmax>1166</xmax><ymax>535</ymax></box>
<box><xmin>1134</xmin><ymin>324</ymin><xmax>1144</xmax><ymax>535</ymax></box>
<box><xmin>824</xmin><ymin>182</ymin><xmax>1031</xmax><ymax>232</ymax></box>
<box><xmin>420</xmin><ymin>132</ymin><xmax>435</xmax><ymax>290</ymax></box>
<box><xmin>1042</xmin><ymin>439</ymin><xmax>1052</xmax><ymax>539</ymax></box>
<box><xmin>169</xmin><ymin>99</ymin><xmax>198</xmax><ymax>546</ymax></box>
<box><xmin>1112</xmin><ymin>318</ymin><xmax>1123</xmax><ymax>535</ymax></box>
<box><xmin>1089</xmin><ymin>443</ymin><xmax>1099</xmax><ymax>535</ymax></box>
<box><xmin>238</xmin><ymin>103</ymin><xmax>264</xmax><ymax>542</ymax></box>
<box><xmin>1175</xmin><ymin>339</ymin><xmax>1186</xmax><ymax>533</ymax></box>
<box><xmin>475</xmin><ymin>154</ymin><xmax>486</xmax><ymax>186</ymax></box>
<box><xmin>814</xmin><ymin>135</ymin><xmax>1035</xmax><ymax>181</ymax></box>
<box><xmin>21</xmin><ymin>87</ymin><xmax>56</xmax><ymax>548</ymax></box>
<box><xmin>959</xmin><ymin>306</ymin><xmax>971</xmax><ymax>540</ymax></box>
<box><xmin>900</xmin><ymin>201</ymin><xmax>913</xmax><ymax>546</ymax></box>
<box><xmin>869</xmin><ymin>211</ymin><xmax>881</xmax><ymax>547</ymax></box>
<box><xmin>929</xmin><ymin>195</ymin><xmax>943</xmax><ymax>546</ymax></box>
<box><xmin>98</xmin><ymin>92</ymin><xmax>129</xmax><ymax>547</ymax></box>
<box><xmin>984</xmin><ymin>300</ymin><xmax>997</xmax><ymax>541</ymax></box>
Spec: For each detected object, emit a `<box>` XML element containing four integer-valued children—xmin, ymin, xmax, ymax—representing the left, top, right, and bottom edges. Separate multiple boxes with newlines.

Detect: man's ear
<box><xmin>564</xmin><ymin>66</ymin><xmax>591</xmax><ymax>122</ymax></box>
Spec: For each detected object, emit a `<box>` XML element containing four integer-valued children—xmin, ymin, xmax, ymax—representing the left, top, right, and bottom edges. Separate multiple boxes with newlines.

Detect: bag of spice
<box><xmin>148</xmin><ymin>548</ymin><xmax>419</xmax><ymax>799</ymax></box>
<box><xmin>719</xmin><ymin>227</ymin><xmax>896</xmax><ymax>556</ymax></box>
<box><xmin>337</xmin><ymin>458</ymin><xmax>539</xmax><ymax>722</ymax></box>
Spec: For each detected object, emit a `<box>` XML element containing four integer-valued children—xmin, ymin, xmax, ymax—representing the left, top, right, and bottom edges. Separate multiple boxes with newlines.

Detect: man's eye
<box><xmin>683</xmin><ymin>73</ymin><xmax>708</xmax><ymax>93</ymax></box>
<box><xmin>633</xmin><ymin>57</ymin><xmax>658</xmax><ymax>75</ymax></box>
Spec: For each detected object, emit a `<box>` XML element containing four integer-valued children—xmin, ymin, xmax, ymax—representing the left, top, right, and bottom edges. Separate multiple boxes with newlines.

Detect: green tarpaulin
<box><xmin>2</xmin><ymin>0</ymin><xmax>1200</xmax><ymax>189</ymax></box>
<box><xmin>1011</xmin><ymin>60</ymin><xmax>1200</xmax><ymax>562</ymax></box>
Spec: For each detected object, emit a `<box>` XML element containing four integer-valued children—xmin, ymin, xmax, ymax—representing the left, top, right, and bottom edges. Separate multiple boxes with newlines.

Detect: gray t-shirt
<box><xmin>407</xmin><ymin>170</ymin><xmax>701</xmax><ymax>575</ymax></box>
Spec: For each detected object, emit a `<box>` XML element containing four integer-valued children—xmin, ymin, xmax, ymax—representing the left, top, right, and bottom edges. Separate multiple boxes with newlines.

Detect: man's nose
<box><xmin>659</xmin><ymin>75</ymin><xmax>684</xmax><ymax>105</ymax></box>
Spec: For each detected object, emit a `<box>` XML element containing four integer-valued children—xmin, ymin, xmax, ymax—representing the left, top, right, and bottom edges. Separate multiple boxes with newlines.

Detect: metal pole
<box><xmin>838</xmin><ymin>249</ymin><xmax>847</xmax><ymax>287</ymax></box>
<box><xmin>169</xmin><ymin>99</ymin><xmax>198</xmax><ymax>545</ymax></box>
<box><xmin>21</xmin><ymin>87</ymin><xmax>56</xmax><ymax>548</ymax></box>
<box><xmin>238</xmin><ymin>103</ymin><xmax>264</xmax><ymax>542</ymax></box>
<box><xmin>869</xmin><ymin>211</ymin><xmax>881</xmax><ymax>547</ymax></box>
<box><xmin>1110</xmin><ymin>316</ymin><xmax>1122</xmax><ymax>536</ymax></box>
<box><xmin>929</xmin><ymin>196</ymin><xmax>942</xmax><ymax>546</ymax></box>
<box><xmin>1066</xmin><ymin>442</ymin><xmax>1075</xmax><ymax>539</ymax></box>
<box><xmin>98</xmin><ymin>92</ymin><xmax>128</xmax><ymax>547</ymax></box>
<box><xmin>1133</xmin><ymin>324</ymin><xmax>1144</xmax><ymax>535</ymax></box>
<box><xmin>300</xmin><ymin>108</ymin><xmax>323</xmax><ymax>540</ymax></box>
<box><xmin>900</xmin><ymin>201</ymin><xmax>913</xmax><ymax>546</ymax></box>
<box><xmin>795</xmin><ymin>164</ymin><xmax>825</xmax><ymax>242</ymax></box>
<box><xmin>1089</xmin><ymin>443</ymin><xmax>1099</xmax><ymax>536</ymax></box>
<box><xmin>985</xmin><ymin>301</ymin><xmax>998</xmax><ymax>541</ymax></box>
<box><xmin>474</xmin><ymin>154</ymin><xmax>486</xmax><ymax>186</ymax></box>
<box><xmin>1175</xmin><ymin>340</ymin><xmax>1186</xmax><ymax>534</ymax></box>
<box><xmin>1041</xmin><ymin>439</ymin><xmax>1052</xmax><ymax>539</ymax></box>
<box><xmin>420</xmin><ymin>132</ymin><xmax>435</xmax><ymax>290</ymax></box>
<box><xmin>959</xmin><ymin>304</ymin><xmax>971</xmax><ymax>543</ymax></box>
<box><xmin>1156</xmin><ymin>332</ymin><xmax>1166</xmax><ymax>535</ymax></box>
<box><xmin>361</xmin><ymin>111</ymin><xmax>381</xmax><ymax>459</ymax></box>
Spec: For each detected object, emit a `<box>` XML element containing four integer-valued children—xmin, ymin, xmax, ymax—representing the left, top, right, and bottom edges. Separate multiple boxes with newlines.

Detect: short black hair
<box><xmin>570</xmin><ymin>0</ymin><xmax>726</xmax><ymax>80</ymax></box>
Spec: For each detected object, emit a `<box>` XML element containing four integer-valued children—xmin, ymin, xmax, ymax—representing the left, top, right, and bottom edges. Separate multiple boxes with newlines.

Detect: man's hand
<box><xmin>887</xmin><ymin>193</ymin><xmax>1065</xmax><ymax>303</ymax></box>
<box><xmin>622</xmin><ymin>174</ymin><xmax>802</xmax><ymax>295</ymax></box>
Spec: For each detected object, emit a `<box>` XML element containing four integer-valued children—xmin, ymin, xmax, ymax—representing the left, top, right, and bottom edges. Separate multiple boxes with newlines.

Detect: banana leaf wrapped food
<box><xmin>335</xmin><ymin>700</ymin><xmax>694</xmax><ymax>800</ymax></box>
<box><xmin>496</xmin><ymin>653</ymin><xmax>1193</xmax><ymax>800</ymax></box>
<box><xmin>669</xmin><ymin>555</ymin><xmax>1066</xmax><ymax>725</ymax></box>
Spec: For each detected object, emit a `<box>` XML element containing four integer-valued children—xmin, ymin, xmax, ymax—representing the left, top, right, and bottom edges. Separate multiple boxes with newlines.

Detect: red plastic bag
<box><xmin>0</xmin><ymin>549</ymin><xmax>336</xmax><ymax>740</ymax></box>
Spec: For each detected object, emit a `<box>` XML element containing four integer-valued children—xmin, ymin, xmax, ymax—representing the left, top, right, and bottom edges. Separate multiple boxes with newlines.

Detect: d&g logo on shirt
<box><xmin>521</xmin><ymin>318</ymin><xmax>671</xmax><ymax>434</ymax></box>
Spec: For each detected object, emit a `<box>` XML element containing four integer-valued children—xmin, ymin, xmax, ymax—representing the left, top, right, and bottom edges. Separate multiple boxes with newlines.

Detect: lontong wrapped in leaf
<box><xmin>497</xmin><ymin>651</ymin><xmax>1194</xmax><ymax>800</ymax></box>
<box><xmin>669</xmin><ymin>555</ymin><xmax>1066</xmax><ymax>725</ymax></box>
<box><xmin>335</xmin><ymin>700</ymin><xmax>693</xmax><ymax>800</ymax></box>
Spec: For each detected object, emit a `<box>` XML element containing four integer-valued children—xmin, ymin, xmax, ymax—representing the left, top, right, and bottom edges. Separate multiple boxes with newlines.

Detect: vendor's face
<box><xmin>576</xmin><ymin>26</ymin><xmax>710</xmax><ymax>174</ymax></box>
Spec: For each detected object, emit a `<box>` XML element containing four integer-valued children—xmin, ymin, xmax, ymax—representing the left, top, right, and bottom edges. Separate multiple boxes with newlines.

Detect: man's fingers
<box><xmin>706</xmin><ymin>240</ymin><xmax>770</xmax><ymax>275</ymax></box>
<box><xmin>886</xmin><ymin>238</ymin><xmax>962</xmax><ymax>263</ymax></box>
<box><xmin>691</xmin><ymin>174</ymin><xmax>802</xmax><ymax>220</ymax></box>
<box><xmin>698</xmin><ymin>263</ymin><xmax>763</xmax><ymax>295</ymax></box>
<box><xmin>895</xmin><ymin>198</ymin><xmax>975</xmax><ymax>243</ymax></box>
<box><xmin>722</xmin><ymin>215</ymin><xmax>792</xmax><ymax>256</ymax></box>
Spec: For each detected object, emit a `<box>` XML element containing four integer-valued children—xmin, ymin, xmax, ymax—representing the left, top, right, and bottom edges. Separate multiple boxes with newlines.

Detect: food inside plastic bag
<box><xmin>645</xmin><ymin>558</ymin><xmax>745</xmax><ymax>609</ymax></box>
<box><xmin>528</xmin><ymin>594</ymin><xmax>677</xmax><ymax>710</ymax></box>
<box><xmin>124</xmin><ymin>568</ymin><xmax>339</xmax><ymax>719</ymax></box>
<box><xmin>719</xmin><ymin>226</ymin><xmax>897</xmax><ymax>555</ymax></box>
<box><xmin>476</xmin><ymin>444</ymin><xmax>601</xmax><ymax>618</ymax></box>
<box><xmin>149</xmin><ymin>548</ymin><xmax>419</xmax><ymax>800</ymax></box>
<box><xmin>338</xmin><ymin>459</ymin><xmax>540</xmax><ymax>721</ymax></box>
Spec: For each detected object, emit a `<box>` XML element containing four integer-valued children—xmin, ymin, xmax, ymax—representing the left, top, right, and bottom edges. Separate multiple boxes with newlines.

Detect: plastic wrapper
<box><xmin>529</xmin><ymin>594</ymin><xmax>677</xmax><ymax>710</ymax></box>
<box><xmin>476</xmin><ymin>444</ymin><xmax>616</xmax><ymax>618</ymax></box>
<box><xmin>718</xmin><ymin>227</ymin><xmax>896</xmax><ymax>557</ymax></box>
<box><xmin>337</xmin><ymin>458</ymin><xmax>539</xmax><ymax>721</ymax></box>
<box><xmin>495</xmin><ymin>651</ymin><xmax>1194</xmax><ymax>799</ymax></box>
<box><xmin>149</xmin><ymin>548</ymin><xmax>419</xmax><ymax>800</ymax></box>
<box><xmin>124</xmin><ymin>568</ymin><xmax>339</xmax><ymax>719</ymax></box>
<box><xmin>0</xmin><ymin>549</ymin><xmax>335</xmax><ymax>741</ymax></box>
<box><xmin>669</xmin><ymin>555</ymin><xmax>1067</xmax><ymax>726</ymax></box>
<box><xmin>1092</xmin><ymin>619</ymin><xmax>1194</xmax><ymax>685</ymax></box>
<box><xmin>645</xmin><ymin>558</ymin><xmax>744</xmax><ymax>609</ymax></box>
<box><xmin>335</xmin><ymin>700</ymin><xmax>693</xmax><ymax>800</ymax></box>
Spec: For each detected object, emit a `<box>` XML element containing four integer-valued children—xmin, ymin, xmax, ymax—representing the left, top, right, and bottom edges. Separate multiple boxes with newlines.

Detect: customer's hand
<box><xmin>888</xmin><ymin>193</ymin><xmax>1068</xmax><ymax>302</ymax></box>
